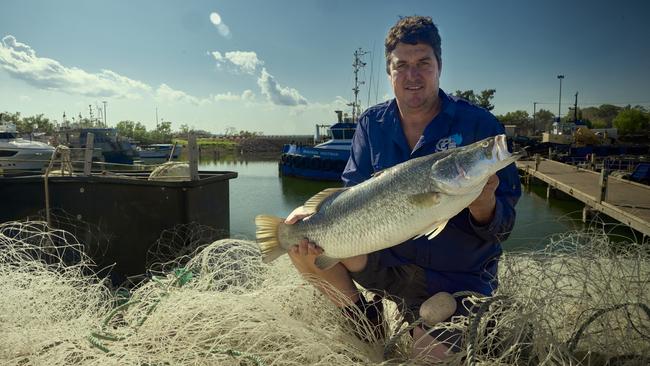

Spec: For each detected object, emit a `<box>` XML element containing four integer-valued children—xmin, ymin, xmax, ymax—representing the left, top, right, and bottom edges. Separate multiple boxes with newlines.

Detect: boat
<box><xmin>0</xmin><ymin>121</ymin><xmax>55</xmax><ymax>175</ymax></box>
<box><xmin>279</xmin><ymin>114</ymin><xmax>356</xmax><ymax>180</ymax></box>
<box><xmin>278</xmin><ymin>48</ymin><xmax>367</xmax><ymax>181</ymax></box>
<box><xmin>137</xmin><ymin>143</ymin><xmax>182</xmax><ymax>160</ymax></box>
<box><xmin>55</xmin><ymin>127</ymin><xmax>138</xmax><ymax>165</ymax></box>
<box><xmin>0</xmin><ymin>167</ymin><xmax>238</xmax><ymax>283</ymax></box>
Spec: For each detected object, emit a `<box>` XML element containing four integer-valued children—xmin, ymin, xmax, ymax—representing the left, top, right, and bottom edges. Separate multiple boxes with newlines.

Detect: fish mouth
<box><xmin>493</xmin><ymin>134</ymin><xmax>509</xmax><ymax>162</ymax></box>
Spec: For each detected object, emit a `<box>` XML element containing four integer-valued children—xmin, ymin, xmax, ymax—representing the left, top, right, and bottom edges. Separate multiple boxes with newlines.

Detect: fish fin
<box><xmin>255</xmin><ymin>215</ymin><xmax>286</xmax><ymax>263</ymax></box>
<box><xmin>413</xmin><ymin>220</ymin><xmax>448</xmax><ymax>240</ymax></box>
<box><xmin>408</xmin><ymin>192</ymin><xmax>442</xmax><ymax>207</ymax></box>
<box><xmin>314</xmin><ymin>255</ymin><xmax>340</xmax><ymax>270</ymax></box>
<box><xmin>371</xmin><ymin>169</ymin><xmax>386</xmax><ymax>178</ymax></box>
<box><xmin>303</xmin><ymin>188</ymin><xmax>348</xmax><ymax>213</ymax></box>
<box><xmin>426</xmin><ymin>220</ymin><xmax>448</xmax><ymax>240</ymax></box>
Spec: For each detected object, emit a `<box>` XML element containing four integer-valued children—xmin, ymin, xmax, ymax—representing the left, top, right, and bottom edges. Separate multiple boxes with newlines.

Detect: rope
<box><xmin>567</xmin><ymin>302</ymin><xmax>650</xmax><ymax>352</ymax></box>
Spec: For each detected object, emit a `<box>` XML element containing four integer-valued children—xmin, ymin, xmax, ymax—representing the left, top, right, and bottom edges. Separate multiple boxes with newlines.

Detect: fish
<box><xmin>256</xmin><ymin>134</ymin><xmax>519</xmax><ymax>270</ymax></box>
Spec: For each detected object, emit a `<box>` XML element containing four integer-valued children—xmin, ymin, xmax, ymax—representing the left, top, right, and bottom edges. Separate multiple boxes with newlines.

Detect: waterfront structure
<box><xmin>519</xmin><ymin>158</ymin><xmax>650</xmax><ymax>237</ymax></box>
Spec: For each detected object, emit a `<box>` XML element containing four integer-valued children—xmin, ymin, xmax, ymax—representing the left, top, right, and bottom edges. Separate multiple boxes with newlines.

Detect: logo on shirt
<box><xmin>435</xmin><ymin>134</ymin><xmax>463</xmax><ymax>152</ymax></box>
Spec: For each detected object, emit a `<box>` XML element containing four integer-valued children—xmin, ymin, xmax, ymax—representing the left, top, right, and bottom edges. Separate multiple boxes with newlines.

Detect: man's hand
<box><xmin>284</xmin><ymin>206</ymin><xmax>323</xmax><ymax>273</ymax></box>
<box><xmin>468</xmin><ymin>174</ymin><xmax>499</xmax><ymax>225</ymax></box>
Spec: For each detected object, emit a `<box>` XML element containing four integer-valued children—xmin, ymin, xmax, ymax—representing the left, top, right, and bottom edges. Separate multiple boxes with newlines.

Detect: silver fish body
<box><xmin>256</xmin><ymin>134</ymin><xmax>518</xmax><ymax>268</ymax></box>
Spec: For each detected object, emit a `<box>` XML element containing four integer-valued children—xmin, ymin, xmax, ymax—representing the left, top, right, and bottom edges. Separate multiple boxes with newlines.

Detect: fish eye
<box><xmin>481</xmin><ymin>141</ymin><xmax>489</xmax><ymax>148</ymax></box>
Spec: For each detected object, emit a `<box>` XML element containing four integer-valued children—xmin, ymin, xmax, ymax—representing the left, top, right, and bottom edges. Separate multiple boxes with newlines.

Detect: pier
<box><xmin>518</xmin><ymin>158</ymin><xmax>650</xmax><ymax>237</ymax></box>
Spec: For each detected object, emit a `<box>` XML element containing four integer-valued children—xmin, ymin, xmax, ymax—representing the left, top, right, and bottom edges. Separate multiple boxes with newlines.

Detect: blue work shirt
<box><xmin>342</xmin><ymin>89</ymin><xmax>521</xmax><ymax>296</ymax></box>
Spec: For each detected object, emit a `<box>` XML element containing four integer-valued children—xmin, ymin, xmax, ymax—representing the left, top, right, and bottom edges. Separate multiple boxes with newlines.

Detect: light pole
<box><xmin>102</xmin><ymin>101</ymin><xmax>107</xmax><ymax>127</ymax></box>
<box><xmin>533</xmin><ymin>101</ymin><xmax>538</xmax><ymax>135</ymax></box>
<box><xmin>557</xmin><ymin>75</ymin><xmax>564</xmax><ymax>124</ymax></box>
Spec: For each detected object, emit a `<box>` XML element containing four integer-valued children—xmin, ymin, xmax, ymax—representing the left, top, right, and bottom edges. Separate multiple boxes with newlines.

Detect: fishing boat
<box><xmin>278</xmin><ymin>48</ymin><xmax>367</xmax><ymax>181</ymax></box>
<box><xmin>137</xmin><ymin>143</ymin><xmax>182</xmax><ymax>160</ymax></box>
<box><xmin>56</xmin><ymin>127</ymin><xmax>138</xmax><ymax>165</ymax></box>
<box><xmin>0</xmin><ymin>121</ymin><xmax>55</xmax><ymax>175</ymax></box>
<box><xmin>279</xmin><ymin>113</ymin><xmax>356</xmax><ymax>181</ymax></box>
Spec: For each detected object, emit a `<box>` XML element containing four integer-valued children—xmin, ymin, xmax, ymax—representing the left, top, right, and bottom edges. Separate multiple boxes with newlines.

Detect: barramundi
<box><xmin>256</xmin><ymin>134</ymin><xmax>518</xmax><ymax>270</ymax></box>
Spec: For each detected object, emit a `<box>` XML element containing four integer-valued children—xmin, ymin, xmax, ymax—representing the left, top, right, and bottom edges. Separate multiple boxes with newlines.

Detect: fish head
<box><xmin>430</xmin><ymin>134</ymin><xmax>517</xmax><ymax>193</ymax></box>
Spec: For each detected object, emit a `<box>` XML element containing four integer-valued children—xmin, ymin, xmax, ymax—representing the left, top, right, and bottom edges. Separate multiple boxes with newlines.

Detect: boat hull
<box><xmin>0</xmin><ymin>170</ymin><xmax>237</xmax><ymax>283</ymax></box>
<box><xmin>278</xmin><ymin>144</ymin><xmax>349</xmax><ymax>181</ymax></box>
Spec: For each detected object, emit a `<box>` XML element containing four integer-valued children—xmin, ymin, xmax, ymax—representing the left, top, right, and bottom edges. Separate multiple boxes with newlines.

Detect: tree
<box><xmin>21</xmin><ymin>114</ymin><xmax>55</xmax><ymax>134</ymax></box>
<box><xmin>612</xmin><ymin>108</ymin><xmax>649</xmax><ymax>135</ymax></box>
<box><xmin>497</xmin><ymin>110</ymin><xmax>531</xmax><ymax>135</ymax></box>
<box><xmin>497</xmin><ymin>110</ymin><xmax>530</xmax><ymax>125</ymax></box>
<box><xmin>477</xmin><ymin>89</ymin><xmax>496</xmax><ymax>111</ymax></box>
<box><xmin>178</xmin><ymin>123</ymin><xmax>191</xmax><ymax>135</ymax></box>
<box><xmin>116</xmin><ymin>120</ymin><xmax>148</xmax><ymax>142</ymax></box>
<box><xmin>452</xmin><ymin>89</ymin><xmax>496</xmax><ymax>110</ymax></box>
<box><xmin>582</xmin><ymin>104</ymin><xmax>623</xmax><ymax>128</ymax></box>
<box><xmin>533</xmin><ymin>109</ymin><xmax>555</xmax><ymax>133</ymax></box>
<box><xmin>0</xmin><ymin>111</ymin><xmax>21</xmax><ymax>124</ymax></box>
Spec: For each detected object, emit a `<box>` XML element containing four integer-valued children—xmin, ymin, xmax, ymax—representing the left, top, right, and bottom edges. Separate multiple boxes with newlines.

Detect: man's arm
<box><xmin>342</xmin><ymin>117</ymin><xmax>373</xmax><ymax>187</ymax></box>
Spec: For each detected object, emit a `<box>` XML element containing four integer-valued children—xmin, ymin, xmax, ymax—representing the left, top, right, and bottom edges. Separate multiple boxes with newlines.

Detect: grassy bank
<box><xmin>172</xmin><ymin>138</ymin><xmax>239</xmax><ymax>151</ymax></box>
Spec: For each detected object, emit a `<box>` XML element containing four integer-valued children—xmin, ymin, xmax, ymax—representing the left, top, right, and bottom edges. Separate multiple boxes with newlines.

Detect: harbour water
<box><xmin>199</xmin><ymin>155</ymin><xmax>638</xmax><ymax>251</ymax></box>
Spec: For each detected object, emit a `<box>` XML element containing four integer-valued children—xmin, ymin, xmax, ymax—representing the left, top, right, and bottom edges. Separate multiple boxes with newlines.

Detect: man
<box><xmin>286</xmin><ymin>15</ymin><xmax>521</xmax><ymax>361</ymax></box>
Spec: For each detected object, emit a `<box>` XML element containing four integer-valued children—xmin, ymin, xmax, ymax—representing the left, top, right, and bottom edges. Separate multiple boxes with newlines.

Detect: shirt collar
<box><xmin>380</xmin><ymin>89</ymin><xmax>457</xmax><ymax>156</ymax></box>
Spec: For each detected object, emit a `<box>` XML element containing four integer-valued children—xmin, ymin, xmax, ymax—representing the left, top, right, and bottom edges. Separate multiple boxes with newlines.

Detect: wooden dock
<box><xmin>517</xmin><ymin>158</ymin><xmax>650</xmax><ymax>237</ymax></box>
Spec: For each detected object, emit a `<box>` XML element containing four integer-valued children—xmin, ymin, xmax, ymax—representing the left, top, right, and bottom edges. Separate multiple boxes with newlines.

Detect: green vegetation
<box><xmin>172</xmin><ymin>138</ymin><xmax>239</xmax><ymax>149</ymax></box>
<box><xmin>116</xmin><ymin>120</ymin><xmax>173</xmax><ymax>144</ymax></box>
<box><xmin>453</xmin><ymin>89</ymin><xmax>496</xmax><ymax>111</ymax></box>
<box><xmin>613</xmin><ymin>108</ymin><xmax>650</xmax><ymax>135</ymax></box>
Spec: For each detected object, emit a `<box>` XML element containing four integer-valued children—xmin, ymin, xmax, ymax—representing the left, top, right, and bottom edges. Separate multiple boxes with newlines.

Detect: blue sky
<box><xmin>1</xmin><ymin>0</ymin><xmax>649</xmax><ymax>134</ymax></box>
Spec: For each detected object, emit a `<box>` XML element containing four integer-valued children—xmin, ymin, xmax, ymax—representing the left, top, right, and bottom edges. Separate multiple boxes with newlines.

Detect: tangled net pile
<box><xmin>1</xmin><ymin>220</ymin><xmax>648</xmax><ymax>365</ymax></box>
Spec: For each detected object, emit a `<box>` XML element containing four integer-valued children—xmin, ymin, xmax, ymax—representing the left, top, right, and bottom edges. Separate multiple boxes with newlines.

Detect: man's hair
<box><xmin>385</xmin><ymin>16</ymin><xmax>442</xmax><ymax>74</ymax></box>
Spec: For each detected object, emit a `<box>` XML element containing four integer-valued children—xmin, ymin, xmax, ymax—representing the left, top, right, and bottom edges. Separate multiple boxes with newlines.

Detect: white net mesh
<box><xmin>1</xmin><ymin>220</ymin><xmax>648</xmax><ymax>365</ymax></box>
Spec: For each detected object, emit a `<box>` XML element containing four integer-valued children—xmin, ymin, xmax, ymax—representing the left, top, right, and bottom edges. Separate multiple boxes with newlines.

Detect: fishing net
<box><xmin>1</xmin><ymin>220</ymin><xmax>648</xmax><ymax>365</ymax></box>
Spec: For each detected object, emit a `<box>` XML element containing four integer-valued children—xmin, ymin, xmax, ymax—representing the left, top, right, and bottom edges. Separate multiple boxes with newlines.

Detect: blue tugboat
<box><xmin>279</xmin><ymin>48</ymin><xmax>367</xmax><ymax>181</ymax></box>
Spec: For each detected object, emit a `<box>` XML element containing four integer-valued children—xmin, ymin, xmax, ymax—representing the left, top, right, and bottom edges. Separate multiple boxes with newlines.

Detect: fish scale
<box><xmin>256</xmin><ymin>134</ymin><xmax>518</xmax><ymax>270</ymax></box>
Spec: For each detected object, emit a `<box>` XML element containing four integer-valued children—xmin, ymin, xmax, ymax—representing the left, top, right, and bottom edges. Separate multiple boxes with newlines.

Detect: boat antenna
<box><xmin>348</xmin><ymin>48</ymin><xmax>368</xmax><ymax>123</ymax></box>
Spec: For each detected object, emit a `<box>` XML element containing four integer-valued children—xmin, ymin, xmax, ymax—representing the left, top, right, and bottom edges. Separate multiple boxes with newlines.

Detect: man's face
<box><xmin>388</xmin><ymin>42</ymin><xmax>440</xmax><ymax>113</ymax></box>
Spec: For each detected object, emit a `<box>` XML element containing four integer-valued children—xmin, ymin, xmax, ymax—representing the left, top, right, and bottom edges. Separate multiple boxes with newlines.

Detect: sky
<box><xmin>1</xmin><ymin>0</ymin><xmax>649</xmax><ymax>135</ymax></box>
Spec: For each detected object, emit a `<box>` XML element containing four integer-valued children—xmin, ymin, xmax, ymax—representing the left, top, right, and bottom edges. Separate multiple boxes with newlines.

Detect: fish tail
<box><xmin>255</xmin><ymin>215</ymin><xmax>286</xmax><ymax>263</ymax></box>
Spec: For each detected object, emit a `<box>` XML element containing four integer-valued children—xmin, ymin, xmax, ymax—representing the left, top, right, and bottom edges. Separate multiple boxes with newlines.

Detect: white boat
<box><xmin>0</xmin><ymin>122</ymin><xmax>55</xmax><ymax>175</ymax></box>
<box><xmin>137</xmin><ymin>143</ymin><xmax>182</xmax><ymax>159</ymax></box>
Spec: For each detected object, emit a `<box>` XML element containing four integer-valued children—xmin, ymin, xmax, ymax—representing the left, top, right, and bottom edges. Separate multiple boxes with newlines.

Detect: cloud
<box><xmin>211</xmin><ymin>50</ymin><xmax>263</xmax><ymax>74</ymax></box>
<box><xmin>212</xmin><ymin>89</ymin><xmax>255</xmax><ymax>102</ymax></box>
<box><xmin>257</xmin><ymin>68</ymin><xmax>308</xmax><ymax>106</ymax></box>
<box><xmin>156</xmin><ymin>83</ymin><xmax>204</xmax><ymax>105</ymax></box>
<box><xmin>209</xmin><ymin>11</ymin><xmax>231</xmax><ymax>38</ymax></box>
<box><xmin>0</xmin><ymin>35</ymin><xmax>152</xmax><ymax>98</ymax></box>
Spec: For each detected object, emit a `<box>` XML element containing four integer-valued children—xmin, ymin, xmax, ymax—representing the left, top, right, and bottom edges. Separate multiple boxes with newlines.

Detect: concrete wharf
<box><xmin>517</xmin><ymin>158</ymin><xmax>650</xmax><ymax>238</ymax></box>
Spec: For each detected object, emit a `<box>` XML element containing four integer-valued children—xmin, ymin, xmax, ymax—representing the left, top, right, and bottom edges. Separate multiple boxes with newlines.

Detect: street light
<box><xmin>557</xmin><ymin>75</ymin><xmax>565</xmax><ymax>123</ymax></box>
<box><xmin>533</xmin><ymin>101</ymin><xmax>538</xmax><ymax>135</ymax></box>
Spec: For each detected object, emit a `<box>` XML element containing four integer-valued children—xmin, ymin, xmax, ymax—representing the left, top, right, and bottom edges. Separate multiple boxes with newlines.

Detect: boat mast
<box><xmin>348</xmin><ymin>48</ymin><xmax>368</xmax><ymax>123</ymax></box>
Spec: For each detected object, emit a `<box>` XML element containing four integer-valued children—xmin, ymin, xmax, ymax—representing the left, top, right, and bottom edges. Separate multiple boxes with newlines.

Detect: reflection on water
<box><xmin>199</xmin><ymin>156</ymin><xmax>642</xmax><ymax>250</ymax></box>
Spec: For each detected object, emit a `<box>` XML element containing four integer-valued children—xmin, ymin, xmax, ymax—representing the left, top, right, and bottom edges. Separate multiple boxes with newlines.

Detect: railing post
<box><xmin>83</xmin><ymin>132</ymin><xmax>94</xmax><ymax>176</ymax></box>
<box><xmin>598</xmin><ymin>160</ymin><xmax>609</xmax><ymax>203</ymax></box>
<box><xmin>188</xmin><ymin>134</ymin><xmax>199</xmax><ymax>181</ymax></box>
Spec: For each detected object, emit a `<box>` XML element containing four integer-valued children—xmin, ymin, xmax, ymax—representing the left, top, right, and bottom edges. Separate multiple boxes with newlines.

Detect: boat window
<box><xmin>0</xmin><ymin>150</ymin><xmax>18</xmax><ymax>157</ymax></box>
<box><xmin>330</xmin><ymin>128</ymin><xmax>356</xmax><ymax>140</ymax></box>
<box><xmin>0</xmin><ymin>132</ymin><xmax>17</xmax><ymax>139</ymax></box>
<box><xmin>330</xmin><ymin>129</ymin><xmax>343</xmax><ymax>139</ymax></box>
